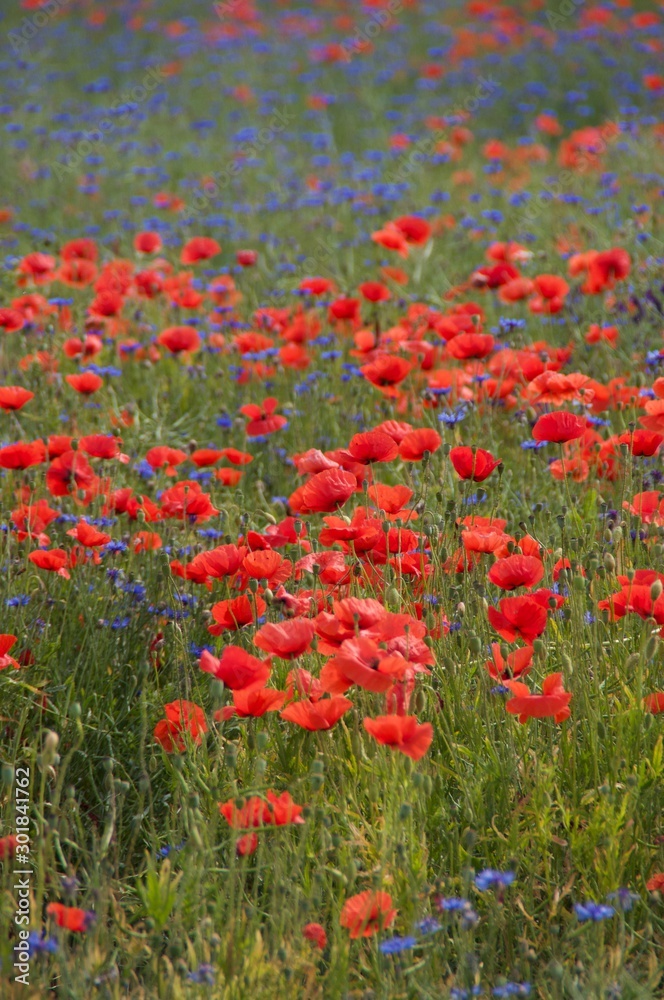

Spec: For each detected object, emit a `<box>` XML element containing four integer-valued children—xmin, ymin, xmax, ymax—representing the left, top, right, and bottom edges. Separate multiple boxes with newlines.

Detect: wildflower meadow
<box><xmin>1</xmin><ymin>0</ymin><xmax>664</xmax><ymax>996</ymax></box>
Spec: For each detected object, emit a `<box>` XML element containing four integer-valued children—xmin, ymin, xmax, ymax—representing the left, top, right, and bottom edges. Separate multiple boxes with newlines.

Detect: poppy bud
<box><xmin>399</xmin><ymin>804</ymin><xmax>412</xmax><ymax>820</ymax></box>
<box><xmin>256</xmin><ymin>731</ymin><xmax>269</xmax><ymax>751</ymax></box>
<box><xmin>468</xmin><ymin>635</ymin><xmax>482</xmax><ymax>654</ymax></box>
<box><xmin>532</xmin><ymin>639</ymin><xmax>545</xmax><ymax>658</ymax></box>
<box><xmin>414</xmin><ymin>688</ymin><xmax>426</xmax><ymax>713</ymax></box>
<box><xmin>386</xmin><ymin>586</ymin><xmax>401</xmax><ymax>607</ymax></box>
<box><xmin>612</xmin><ymin>527</ymin><xmax>622</xmax><ymax>543</ymax></box>
<box><xmin>456</xmin><ymin>602</ymin><xmax>465</xmax><ymax>617</ymax></box>
<box><xmin>1</xmin><ymin>764</ymin><xmax>13</xmax><ymax>786</ymax></box>
<box><xmin>248</xmin><ymin>577</ymin><xmax>259</xmax><ymax>593</ymax></box>
<box><xmin>645</xmin><ymin>635</ymin><xmax>659</xmax><ymax>661</ymax></box>
<box><xmin>43</xmin><ymin>731</ymin><xmax>60</xmax><ymax>766</ymax></box>
<box><xmin>264</xmin><ymin>588</ymin><xmax>274</xmax><ymax>605</ymax></box>
<box><xmin>603</xmin><ymin>553</ymin><xmax>616</xmax><ymax>573</ymax></box>
<box><xmin>440</xmin><ymin>547</ymin><xmax>448</xmax><ymax>563</ymax></box>
<box><xmin>310</xmin><ymin>775</ymin><xmax>324</xmax><ymax>792</ymax></box>
<box><xmin>225</xmin><ymin>744</ymin><xmax>237</xmax><ymax>769</ymax></box>
<box><xmin>561</xmin><ymin>654</ymin><xmax>572</xmax><ymax>673</ymax></box>
<box><xmin>572</xmin><ymin>575</ymin><xmax>586</xmax><ymax>592</ymax></box>
<box><xmin>69</xmin><ymin>701</ymin><xmax>81</xmax><ymax>720</ymax></box>
<box><xmin>651</xmin><ymin>580</ymin><xmax>663</xmax><ymax>601</ymax></box>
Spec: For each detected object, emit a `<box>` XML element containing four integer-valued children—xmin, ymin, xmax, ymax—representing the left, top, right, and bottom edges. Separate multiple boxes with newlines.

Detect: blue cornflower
<box><xmin>379</xmin><ymin>935</ymin><xmax>417</xmax><ymax>955</ymax></box>
<box><xmin>574</xmin><ymin>901</ymin><xmax>615</xmax><ymax>922</ymax></box>
<box><xmin>28</xmin><ymin>931</ymin><xmax>58</xmax><ymax>957</ymax></box>
<box><xmin>439</xmin><ymin>897</ymin><xmax>470</xmax><ymax>911</ymax></box>
<box><xmin>475</xmin><ymin>869</ymin><xmax>516</xmax><ymax>891</ymax></box>
<box><xmin>188</xmin><ymin>964</ymin><xmax>215</xmax><ymax>985</ymax></box>
<box><xmin>416</xmin><ymin>917</ymin><xmax>442</xmax><ymax>935</ymax></box>
<box><xmin>7</xmin><ymin>595</ymin><xmax>30</xmax><ymax>606</ymax></box>
<box><xmin>606</xmin><ymin>888</ymin><xmax>639</xmax><ymax>912</ymax></box>
<box><xmin>451</xmin><ymin>989</ymin><xmax>483</xmax><ymax>999</ymax></box>
<box><xmin>492</xmin><ymin>984</ymin><xmax>530</xmax><ymax>998</ymax></box>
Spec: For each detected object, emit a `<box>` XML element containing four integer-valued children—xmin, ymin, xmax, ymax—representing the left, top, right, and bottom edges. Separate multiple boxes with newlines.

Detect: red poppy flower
<box><xmin>160</xmin><ymin>481</ymin><xmax>219</xmax><ymax>522</ymax></box>
<box><xmin>293</xmin><ymin>468</ymin><xmax>358</xmax><ymax>514</ymax></box>
<box><xmin>646</xmin><ymin>872</ymin><xmax>664</xmax><ymax>892</ymax></box>
<box><xmin>644</xmin><ymin>692</ymin><xmax>664</xmax><ymax>715</ymax></box>
<box><xmin>449</xmin><ymin>446</ymin><xmax>501</xmax><ymax>482</ymax></box>
<box><xmin>348</xmin><ymin>430</ymin><xmax>399</xmax><ymax>464</ymax></box>
<box><xmin>190</xmin><ymin>448</ymin><xmax>225</xmax><ymax>467</ymax></box>
<box><xmin>200</xmin><ymin>646</ymin><xmax>271</xmax><ymax>690</ymax></box>
<box><xmin>0</xmin><ymin>386</ymin><xmax>34</xmax><ymax>411</ymax></box>
<box><xmin>66</xmin><ymin>521</ymin><xmax>111</xmax><ymax>547</ymax></box>
<box><xmin>363</xmin><ymin>714</ymin><xmax>433</xmax><ymax>761</ymax></box>
<box><xmin>134</xmin><ymin>231</ymin><xmax>162</xmax><ymax>254</ymax></box>
<box><xmin>359</xmin><ymin>281</ymin><xmax>391</xmax><ymax>303</ymax></box>
<box><xmin>132</xmin><ymin>531</ymin><xmax>162</xmax><ymax>553</ymax></box>
<box><xmin>243</xmin><ymin>549</ymin><xmax>287</xmax><ymax>582</ymax></box>
<box><xmin>65</xmin><ymin>372</ymin><xmax>103</xmax><ymax>395</ymax></box>
<box><xmin>0</xmin><ymin>440</ymin><xmax>46</xmax><ymax>469</ymax></box>
<box><xmin>392</xmin><ymin>215</ymin><xmax>431</xmax><ymax>245</ymax></box>
<box><xmin>532</xmin><ymin>411</ymin><xmax>586</xmax><ymax>443</ymax></box>
<box><xmin>219</xmin><ymin>796</ymin><xmax>266</xmax><ymax>829</ymax></box>
<box><xmin>329</xmin><ymin>297</ymin><xmax>360</xmax><ymax>322</ymax></box>
<box><xmin>485</xmin><ymin>643</ymin><xmax>533</xmax><ymax>681</ymax></box>
<box><xmin>617</xmin><ymin>430</ymin><xmax>663</xmax><ymax>457</ymax></box>
<box><xmin>505</xmin><ymin>672</ymin><xmax>572</xmax><ymax>723</ymax></box>
<box><xmin>399</xmin><ymin>427</ymin><xmax>442</xmax><ymax>461</ymax></box>
<box><xmin>46</xmin><ymin>903</ymin><xmax>95</xmax><ymax>933</ymax></box>
<box><xmin>254</xmin><ymin>619</ymin><xmax>315</xmax><ymax>659</ymax></box>
<box><xmin>446</xmin><ymin>333</ymin><xmax>494</xmax><ymax>360</ymax></box>
<box><xmin>220</xmin><ymin>686</ymin><xmax>286</xmax><ymax>719</ymax></box>
<box><xmin>208</xmin><ymin>595</ymin><xmax>266</xmax><ymax>634</ymax></box>
<box><xmin>321</xmin><ymin>637</ymin><xmax>397</xmax><ymax>695</ymax></box>
<box><xmin>487</xmin><ymin>595</ymin><xmax>548</xmax><ymax>645</ymax></box>
<box><xmin>28</xmin><ymin>548</ymin><xmax>70</xmax><ymax>578</ymax></box>
<box><xmin>180</xmin><ymin>236</ymin><xmax>221</xmax><ymax>264</ymax></box>
<box><xmin>46</xmin><ymin>450</ymin><xmax>96</xmax><ymax>498</ymax></box>
<box><xmin>280</xmin><ymin>696</ymin><xmax>352</xmax><ymax>731</ymax></box>
<box><xmin>300</xmin><ymin>277</ymin><xmax>335</xmax><ymax>296</ymax></box>
<box><xmin>0</xmin><ymin>834</ymin><xmax>18</xmax><ymax>859</ymax></box>
<box><xmin>488</xmin><ymin>555</ymin><xmax>544</xmax><ymax>591</ymax></box>
<box><xmin>303</xmin><ymin>923</ymin><xmax>327</xmax><ymax>949</ymax></box>
<box><xmin>78</xmin><ymin>434</ymin><xmax>123</xmax><ymax>460</ymax></box>
<box><xmin>146</xmin><ymin>446</ymin><xmax>188</xmax><ymax>474</ymax></box>
<box><xmin>236</xmin><ymin>249</ymin><xmax>257</xmax><ymax>267</ymax></box>
<box><xmin>157</xmin><ymin>325</ymin><xmax>201</xmax><ymax>354</ymax></box>
<box><xmin>371</xmin><ymin>223</ymin><xmax>409</xmax><ymax>257</ymax></box>
<box><xmin>361</xmin><ymin>355</ymin><xmax>413</xmax><ymax>392</ymax></box>
<box><xmin>340</xmin><ymin>890</ymin><xmax>396</xmax><ymax>939</ymax></box>
<box><xmin>0</xmin><ymin>307</ymin><xmax>25</xmax><ymax>333</ymax></box>
<box><xmin>153</xmin><ymin>700</ymin><xmax>207</xmax><ymax>752</ymax></box>
<box><xmin>368</xmin><ymin>483</ymin><xmax>414</xmax><ymax>517</ymax></box>
<box><xmin>0</xmin><ymin>635</ymin><xmax>20</xmax><ymax>671</ymax></box>
<box><xmin>240</xmin><ymin>397</ymin><xmax>288</xmax><ymax>437</ymax></box>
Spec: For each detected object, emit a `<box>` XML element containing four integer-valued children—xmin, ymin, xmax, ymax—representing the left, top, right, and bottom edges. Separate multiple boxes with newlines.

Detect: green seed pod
<box><xmin>468</xmin><ymin>635</ymin><xmax>482</xmax><ymax>655</ymax></box>
<box><xmin>603</xmin><ymin>552</ymin><xmax>616</xmax><ymax>573</ymax></box>
<box><xmin>572</xmin><ymin>575</ymin><xmax>586</xmax><ymax>592</ymax></box>
<box><xmin>532</xmin><ymin>639</ymin><xmax>546</xmax><ymax>658</ymax></box>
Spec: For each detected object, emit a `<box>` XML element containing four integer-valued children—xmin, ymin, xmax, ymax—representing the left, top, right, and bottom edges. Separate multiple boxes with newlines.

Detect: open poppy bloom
<box><xmin>65</xmin><ymin>372</ymin><xmax>104</xmax><ymax>395</ymax></box>
<box><xmin>488</xmin><ymin>595</ymin><xmax>548</xmax><ymax>645</ymax></box>
<box><xmin>449</xmin><ymin>446</ymin><xmax>501</xmax><ymax>481</ymax></box>
<box><xmin>399</xmin><ymin>427</ymin><xmax>442</xmax><ymax>461</ymax></box>
<box><xmin>153</xmin><ymin>700</ymin><xmax>208</xmax><ymax>753</ymax></box>
<box><xmin>363</xmin><ymin>714</ymin><xmax>433</xmax><ymax>760</ymax></box>
<box><xmin>340</xmin><ymin>890</ymin><xmax>397</xmax><ymax>938</ymax></box>
<box><xmin>200</xmin><ymin>646</ymin><xmax>271</xmax><ymax>689</ymax></box>
<box><xmin>532</xmin><ymin>410</ymin><xmax>586</xmax><ymax>444</ymax></box>
<box><xmin>485</xmin><ymin>643</ymin><xmax>533</xmax><ymax>681</ymax></box>
<box><xmin>157</xmin><ymin>325</ymin><xmax>201</xmax><ymax>354</ymax></box>
<box><xmin>180</xmin><ymin>236</ymin><xmax>221</xmax><ymax>264</ymax></box>
<box><xmin>291</xmin><ymin>468</ymin><xmax>358</xmax><ymax>514</ymax></box>
<box><xmin>280</xmin><ymin>696</ymin><xmax>352</xmax><ymax>731</ymax></box>
<box><xmin>505</xmin><ymin>672</ymin><xmax>572</xmax><ymax>723</ymax></box>
<box><xmin>254</xmin><ymin>619</ymin><xmax>315</xmax><ymax>659</ymax></box>
<box><xmin>0</xmin><ymin>635</ymin><xmax>20</xmax><ymax>671</ymax></box>
<box><xmin>219</xmin><ymin>686</ymin><xmax>286</xmax><ymax>719</ymax></box>
<box><xmin>488</xmin><ymin>555</ymin><xmax>544</xmax><ymax>591</ymax></box>
<box><xmin>0</xmin><ymin>386</ymin><xmax>34</xmax><ymax>410</ymax></box>
<box><xmin>240</xmin><ymin>397</ymin><xmax>288</xmax><ymax>437</ymax></box>
<box><xmin>208</xmin><ymin>595</ymin><xmax>267</xmax><ymax>634</ymax></box>
<box><xmin>46</xmin><ymin>903</ymin><xmax>95</xmax><ymax>933</ymax></box>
